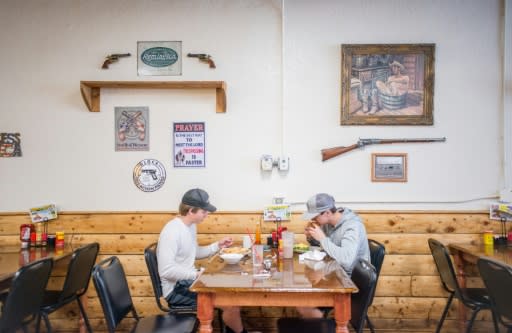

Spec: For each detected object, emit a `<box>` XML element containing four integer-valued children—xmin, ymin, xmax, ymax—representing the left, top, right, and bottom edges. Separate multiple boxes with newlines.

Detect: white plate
<box><xmin>301</xmin><ymin>250</ymin><xmax>326</xmax><ymax>261</ymax></box>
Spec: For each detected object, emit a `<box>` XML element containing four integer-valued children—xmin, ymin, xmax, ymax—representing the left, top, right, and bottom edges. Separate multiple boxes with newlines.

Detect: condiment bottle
<box><xmin>35</xmin><ymin>222</ymin><xmax>43</xmax><ymax>247</ymax></box>
<box><xmin>19</xmin><ymin>224</ymin><xmax>32</xmax><ymax>248</ymax></box>
<box><xmin>255</xmin><ymin>221</ymin><xmax>261</xmax><ymax>245</ymax></box>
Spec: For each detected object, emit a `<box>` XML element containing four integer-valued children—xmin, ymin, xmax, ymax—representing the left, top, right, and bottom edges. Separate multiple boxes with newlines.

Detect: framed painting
<box><xmin>371</xmin><ymin>153</ymin><xmax>407</xmax><ymax>182</ymax></box>
<box><xmin>340</xmin><ymin>44</ymin><xmax>435</xmax><ymax>125</ymax></box>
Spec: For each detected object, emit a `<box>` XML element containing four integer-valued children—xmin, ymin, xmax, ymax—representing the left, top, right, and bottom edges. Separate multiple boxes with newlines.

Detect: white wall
<box><xmin>0</xmin><ymin>0</ymin><xmax>504</xmax><ymax>212</ymax></box>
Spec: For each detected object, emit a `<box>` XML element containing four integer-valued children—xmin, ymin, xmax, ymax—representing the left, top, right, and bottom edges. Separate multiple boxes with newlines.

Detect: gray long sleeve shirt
<box><xmin>319</xmin><ymin>208</ymin><xmax>371</xmax><ymax>275</ymax></box>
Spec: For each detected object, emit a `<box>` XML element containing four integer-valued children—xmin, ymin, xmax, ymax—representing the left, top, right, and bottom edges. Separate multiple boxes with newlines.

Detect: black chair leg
<box><xmin>76</xmin><ymin>298</ymin><xmax>93</xmax><ymax>333</ymax></box>
<box><xmin>366</xmin><ymin>314</ymin><xmax>376</xmax><ymax>333</ymax></box>
<box><xmin>436</xmin><ymin>293</ymin><xmax>454</xmax><ymax>333</ymax></box>
<box><xmin>42</xmin><ymin>313</ymin><xmax>52</xmax><ymax>333</ymax></box>
<box><xmin>491</xmin><ymin>310</ymin><xmax>500</xmax><ymax>333</ymax></box>
<box><xmin>465</xmin><ymin>308</ymin><xmax>481</xmax><ymax>333</ymax></box>
<box><xmin>35</xmin><ymin>314</ymin><xmax>42</xmax><ymax>333</ymax></box>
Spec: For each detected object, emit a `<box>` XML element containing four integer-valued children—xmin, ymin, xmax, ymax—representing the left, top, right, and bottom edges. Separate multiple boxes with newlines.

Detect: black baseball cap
<box><xmin>181</xmin><ymin>188</ymin><xmax>217</xmax><ymax>212</ymax></box>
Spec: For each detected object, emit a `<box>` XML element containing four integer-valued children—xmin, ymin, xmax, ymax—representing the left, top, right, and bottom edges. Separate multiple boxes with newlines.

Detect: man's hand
<box><xmin>218</xmin><ymin>237</ymin><xmax>233</xmax><ymax>249</ymax></box>
<box><xmin>305</xmin><ymin>224</ymin><xmax>326</xmax><ymax>242</ymax></box>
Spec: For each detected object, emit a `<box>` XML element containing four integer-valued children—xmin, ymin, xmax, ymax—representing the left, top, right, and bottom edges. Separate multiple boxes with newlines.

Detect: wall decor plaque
<box><xmin>115</xmin><ymin>107</ymin><xmax>149</xmax><ymax>151</ymax></box>
<box><xmin>137</xmin><ymin>41</ymin><xmax>182</xmax><ymax>76</ymax></box>
<box><xmin>133</xmin><ymin>159</ymin><xmax>166</xmax><ymax>192</ymax></box>
<box><xmin>0</xmin><ymin>132</ymin><xmax>22</xmax><ymax>157</ymax></box>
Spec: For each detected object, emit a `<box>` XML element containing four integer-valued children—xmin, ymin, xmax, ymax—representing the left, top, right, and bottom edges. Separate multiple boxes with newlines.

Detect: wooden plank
<box><xmin>0</xmin><ymin>211</ymin><xmax>496</xmax><ymax>235</ymax></box>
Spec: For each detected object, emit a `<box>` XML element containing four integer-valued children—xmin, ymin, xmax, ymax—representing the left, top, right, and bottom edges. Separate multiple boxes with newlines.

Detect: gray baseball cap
<box><xmin>301</xmin><ymin>193</ymin><xmax>336</xmax><ymax>220</ymax></box>
<box><xmin>181</xmin><ymin>188</ymin><xmax>217</xmax><ymax>212</ymax></box>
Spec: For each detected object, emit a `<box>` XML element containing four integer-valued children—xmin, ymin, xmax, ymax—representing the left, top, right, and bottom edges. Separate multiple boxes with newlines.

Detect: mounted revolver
<box><xmin>102</xmin><ymin>53</ymin><xmax>131</xmax><ymax>69</ymax></box>
<box><xmin>187</xmin><ymin>53</ymin><xmax>216</xmax><ymax>68</ymax></box>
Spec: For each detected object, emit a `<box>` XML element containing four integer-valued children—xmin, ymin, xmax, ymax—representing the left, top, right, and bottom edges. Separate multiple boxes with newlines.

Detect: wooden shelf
<box><xmin>80</xmin><ymin>80</ymin><xmax>227</xmax><ymax>113</ymax></box>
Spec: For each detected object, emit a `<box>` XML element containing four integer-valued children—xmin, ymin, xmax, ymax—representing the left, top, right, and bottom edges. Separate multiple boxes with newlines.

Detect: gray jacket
<box><xmin>319</xmin><ymin>208</ymin><xmax>371</xmax><ymax>275</ymax></box>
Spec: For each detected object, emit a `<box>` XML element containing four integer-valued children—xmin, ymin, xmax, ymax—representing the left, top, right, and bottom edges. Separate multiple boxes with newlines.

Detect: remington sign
<box><xmin>137</xmin><ymin>41</ymin><xmax>182</xmax><ymax>76</ymax></box>
<box><xmin>141</xmin><ymin>47</ymin><xmax>178</xmax><ymax>67</ymax></box>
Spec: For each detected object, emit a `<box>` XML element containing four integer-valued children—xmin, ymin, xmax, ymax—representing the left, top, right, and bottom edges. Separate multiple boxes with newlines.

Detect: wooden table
<box><xmin>449</xmin><ymin>243</ymin><xmax>512</xmax><ymax>332</ymax></box>
<box><xmin>0</xmin><ymin>245</ymin><xmax>74</xmax><ymax>290</ymax></box>
<box><xmin>190</xmin><ymin>253</ymin><xmax>358</xmax><ymax>333</ymax></box>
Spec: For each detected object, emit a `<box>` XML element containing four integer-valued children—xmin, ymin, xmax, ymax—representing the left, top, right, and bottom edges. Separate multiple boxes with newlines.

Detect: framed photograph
<box><xmin>371</xmin><ymin>153</ymin><xmax>407</xmax><ymax>182</ymax></box>
<box><xmin>340</xmin><ymin>44</ymin><xmax>435</xmax><ymax>125</ymax></box>
<box><xmin>137</xmin><ymin>41</ymin><xmax>182</xmax><ymax>76</ymax></box>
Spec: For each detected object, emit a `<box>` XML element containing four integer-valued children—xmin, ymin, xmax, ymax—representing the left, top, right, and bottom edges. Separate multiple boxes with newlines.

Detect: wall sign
<box><xmin>115</xmin><ymin>107</ymin><xmax>149</xmax><ymax>151</ymax></box>
<box><xmin>137</xmin><ymin>41</ymin><xmax>182</xmax><ymax>76</ymax></box>
<box><xmin>133</xmin><ymin>159</ymin><xmax>166</xmax><ymax>192</ymax></box>
<box><xmin>173</xmin><ymin>122</ymin><xmax>206</xmax><ymax>168</ymax></box>
<box><xmin>0</xmin><ymin>133</ymin><xmax>22</xmax><ymax>157</ymax></box>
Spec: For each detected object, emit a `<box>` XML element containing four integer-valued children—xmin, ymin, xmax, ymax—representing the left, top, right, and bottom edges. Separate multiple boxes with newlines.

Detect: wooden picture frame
<box><xmin>340</xmin><ymin>44</ymin><xmax>435</xmax><ymax>125</ymax></box>
<box><xmin>371</xmin><ymin>153</ymin><xmax>407</xmax><ymax>182</ymax></box>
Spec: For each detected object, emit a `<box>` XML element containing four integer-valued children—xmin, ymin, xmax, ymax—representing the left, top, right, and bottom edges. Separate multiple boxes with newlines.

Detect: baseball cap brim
<box><xmin>204</xmin><ymin>203</ymin><xmax>217</xmax><ymax>213</ymax></box>
<box><xmin>301</xmin><ymin>211</ymin><xmax>320</xmax><ymax>221</ymax></box>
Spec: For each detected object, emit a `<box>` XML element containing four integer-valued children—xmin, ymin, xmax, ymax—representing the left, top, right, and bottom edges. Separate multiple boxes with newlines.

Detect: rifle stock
<box><xmin>321</xmin><ymin>144</ymin><xmax>359</xmax><ymax>161</ymax></box>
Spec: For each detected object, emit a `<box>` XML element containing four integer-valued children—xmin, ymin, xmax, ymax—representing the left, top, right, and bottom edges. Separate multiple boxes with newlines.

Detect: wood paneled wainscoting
<box><xmin>0</xmin><ymin>211</ymin><xmax>500</xmax><ymax>333</ymax></box>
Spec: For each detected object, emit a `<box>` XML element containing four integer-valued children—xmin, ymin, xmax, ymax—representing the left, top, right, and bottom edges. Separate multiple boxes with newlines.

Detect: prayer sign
<box><xmin>173</xmin><ymin>122</ymin><xmax>205</xmax><ymax>168</ymax></box>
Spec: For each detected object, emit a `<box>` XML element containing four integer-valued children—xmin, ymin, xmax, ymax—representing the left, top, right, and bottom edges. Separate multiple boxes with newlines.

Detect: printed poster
<box><xmin>263</xmin><ymin>205</ymin><xmax>291</xmax><ymax>221</ymax></box>
<box><xmin>115</xmin><ymin>107</ymin><xmax>149</xmax><ymax>151</ymax></box>
<box><xmin>173</xmin><ymin>122</ymin><xmax>205</xmax><ymax>168</ymax></box>
<box><xmin>29</xmin><ymin>204</ymin><xmax>57</xmax><ymax>223</ymax></box>
<box><xmin>490</xmin><ymin>202</ymin><xmax>512</xmax><ymax>221</ymax></box>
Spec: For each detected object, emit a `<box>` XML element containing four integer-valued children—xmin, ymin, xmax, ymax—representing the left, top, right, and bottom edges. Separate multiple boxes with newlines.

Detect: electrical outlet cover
<box><xmin>261</xmin><ymin>155</ymin><xmax>273</xmax><ymax>171</ymax></box>
<box><xmin>278</xmin><ymin>156</ymin><xmax>289</xmax><ymax>171</ymax></box>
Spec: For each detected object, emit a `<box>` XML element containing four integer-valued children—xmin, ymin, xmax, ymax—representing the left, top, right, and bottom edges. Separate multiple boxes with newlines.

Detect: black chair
<box><xmin>350</xmin><ymin>258</ymin><xmax>378</xmax><ymax>333</ymax></box>
<box><xmin>428</xmin><ymin>238</ymin><xmax>499</xmax><ymax>333</ymax></box>
<box><xmin>144</xmin><ymin>242</ymin><xmax>196</xmax><ymax>314</ymax></box>
<box><xmin>93</xmin><ymin>256</ymin><xmax>197</xmax><ymax>333</ymax></box>
<box><xmin>0</xmin><ymin>258</ymin><xmax>53</xmax><ymax>333</ymax></box>
<box><xmin>477</xmin><ymin>257</ymin><xmax>512</xmax><ymax>332</ymax></box>
<box><xmin>37</xmin><ymin>242</ymin><xmax>100</xmax><ymax>333</ymax></box>
<box><xmin>366</xmin><ymin>239</ymin><xmax>386</xmax><ymax>333</ymax></box>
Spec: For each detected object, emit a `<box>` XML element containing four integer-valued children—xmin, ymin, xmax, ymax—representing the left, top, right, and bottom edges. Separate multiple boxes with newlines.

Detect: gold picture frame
<box><xmin>341</xmin><ymin>44</ymin><xmax>435</xmax><ymax>125</ymax></box>
<box><xmin>371</xmin><ymin>153</ymin><xmax>407</xmax><ymax>182</ymax></box>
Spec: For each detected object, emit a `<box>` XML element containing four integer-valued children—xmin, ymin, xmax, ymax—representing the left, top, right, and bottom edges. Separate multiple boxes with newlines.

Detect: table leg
<box><xmin>451</xmin><ymin>250</ymin><xmax>467</xmax><ymax>333</ymax></box>
<box><xmin>197</xmin><ymin>293</ymin><xmax>215</xmax><ymax>333</ymax></box>
<box><xmin>333</xmin><ymin>293</ymin><xmax>351</xmax><ymax>333</ymax></box>
<box><xmin>79</xmin><ymin>294</ymin><xmax>87</xmax><ymax>333</ymax></box>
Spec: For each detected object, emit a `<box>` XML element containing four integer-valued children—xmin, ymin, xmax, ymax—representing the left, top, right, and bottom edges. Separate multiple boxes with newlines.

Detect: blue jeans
<box><xmin>165</xmin><ymin>279</ymin><xmax>197</xmax><ymax>307</ymax></box>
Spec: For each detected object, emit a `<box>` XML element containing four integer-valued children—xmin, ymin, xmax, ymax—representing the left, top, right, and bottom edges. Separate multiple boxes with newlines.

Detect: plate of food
<box><xmin>221</xmin><ymin>246</ymin><xmax>251</xmax><ymax>256</ymax></box>
<box><xmin>293</xmin><ymin>243</ymin><xmax>310</xmax><ymax>254</ymax></box>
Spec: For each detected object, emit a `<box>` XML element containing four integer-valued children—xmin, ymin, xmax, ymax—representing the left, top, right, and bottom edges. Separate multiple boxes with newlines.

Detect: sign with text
<box><xmin>173</xmin><ymin>122</ymin><xmax>205</xmax><ymax>168</ymax></box>
<box><xmin>115</xmin><ymin>107</ymin><xmax>149</xmax><ymax>151</ymax></box>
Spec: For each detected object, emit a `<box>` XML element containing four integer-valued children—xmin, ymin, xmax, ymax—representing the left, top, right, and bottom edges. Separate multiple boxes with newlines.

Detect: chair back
<box><xmin>368</xmin><ymin>239</ymin><xmax>385</xmax><ymax>278</ymax></box>
<box><xmin>92</xmin><ymin>256</ymin><xmax>137</xmax><ymax>332</ymax></box>
<box><xmin>277</xmin><ymin>317</ymin><xmax>335</xmax><ymax>333</ymax></box>
<box><xmin>368</xmin><ymin>239</ymin><xmax>385</xmax><ymax>304</ymax></box>
<box><xmin>59</xmin><ymin>242</ymin><xmax>99</xmax><ymax>301</ymax></box>
<box><xmin>144</xmin><ymin>242</ymin><xmax>169</xmax><ymax>312</ymax></box>
<box><xmin>350</xmin><ymin>258</ymin><xmax>377</xmax><ymax>333</ymax></box>
<box><xmin>0</xmin><ymin>258</ymin><xmax>53</xmax><ymax>333</ymax></box>
<box><xmin>428</xmin><ymin>238</ymin><xmax>460</xmax><ymax>295</ymax></box>
<box><xmin>477</xmin><ymin>257</ymin><xmax>512</xmax><ymax>325</ymax></box>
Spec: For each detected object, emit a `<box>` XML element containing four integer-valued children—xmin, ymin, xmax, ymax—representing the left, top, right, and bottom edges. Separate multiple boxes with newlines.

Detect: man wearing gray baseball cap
<box><xmin>157</xmin><ymin>188</ymin><xmax>253</xmax><ymax>333</ymax></box>
<box><xmin>297</xmin><ymin>193</ymin><xmax>370</xmax><ymax>318</ymax></box>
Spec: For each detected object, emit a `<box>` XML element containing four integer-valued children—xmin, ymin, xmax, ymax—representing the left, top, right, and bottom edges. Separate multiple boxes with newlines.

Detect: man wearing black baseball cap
<box><xmin>157</xmin><ymin>188</ymin><xmax>252</xmax><ymax>333</ymax></box>
<box><xmin>297</xmin><ymin>193</ymin><xmax>371</xmax><ymax>318</ymax></box>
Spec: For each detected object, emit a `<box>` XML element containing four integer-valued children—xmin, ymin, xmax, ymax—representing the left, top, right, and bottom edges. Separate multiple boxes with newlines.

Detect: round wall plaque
<box><xmin>133</xmin><ymin>159</ymin><xmax>166</xmax><ymax>192</ymax></box>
